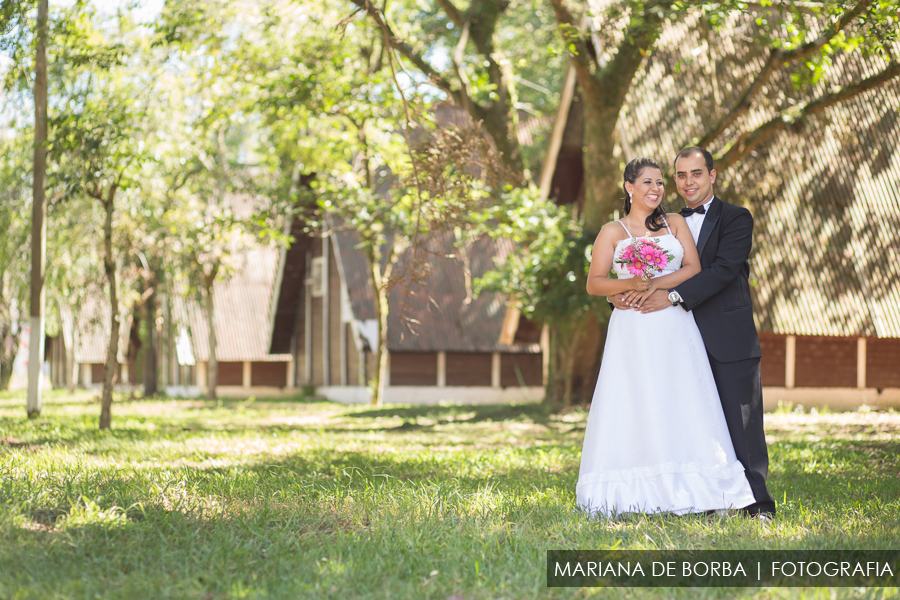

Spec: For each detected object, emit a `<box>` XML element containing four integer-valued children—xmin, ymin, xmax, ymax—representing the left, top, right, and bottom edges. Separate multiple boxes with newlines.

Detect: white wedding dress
<box><xmin>576</xmin><ymin>220</ymin><xmax>756</xmax><ymax>517</ymax></box>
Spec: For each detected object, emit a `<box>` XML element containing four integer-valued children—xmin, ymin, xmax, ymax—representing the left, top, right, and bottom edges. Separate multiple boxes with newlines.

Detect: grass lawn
<box><xmin>1</xmin><ymin>390</ymin><xmax>898</xmax><ymax>599</ymax></box>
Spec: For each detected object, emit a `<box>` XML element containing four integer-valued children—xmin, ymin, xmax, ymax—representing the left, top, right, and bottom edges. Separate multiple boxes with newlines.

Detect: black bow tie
<box><xmin>680</xmin><ymin>205</ymin><xmax>706</xmax><ymax>217</ymax></box>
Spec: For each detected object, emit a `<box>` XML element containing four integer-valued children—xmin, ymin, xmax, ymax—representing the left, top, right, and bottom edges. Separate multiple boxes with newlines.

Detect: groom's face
<box><xmin>674</xmin><ymin>153</ymin><xmax>716</xmax><ymax>207</ymax></box>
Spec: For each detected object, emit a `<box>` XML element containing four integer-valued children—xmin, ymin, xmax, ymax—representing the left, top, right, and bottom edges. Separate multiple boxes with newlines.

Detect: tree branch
<box><xmin>716</xmin><ymin>60</ymin><xmax>900</xmax><ymax>170</ymax></box>
<box><xmin>547</xmin><ymin>0</ymin><xmax>602</xmax><ymax>101</ymax></box>
<box><xmin>698</xmin><ymin>0</ymin><xmax>872</xmax><ymax>147</ymax></box>
<box><xmin>348</xmin><ymin>0</ymin><xmax>462</xmax><ymax>103</ymax></box>
<box><xmin>435</xmin><ymin>0</ymin><xmax>464</xmax><ymax>27</ymax></box>
<box><xmin>597</xmin><ymin>0</ymin><xmax>675</xmax><ymax>108</ymax></box>
<box><xmin>451</xmin><ymin>19</ymin><xmax>474</xmax><ymax>115</ymax></box>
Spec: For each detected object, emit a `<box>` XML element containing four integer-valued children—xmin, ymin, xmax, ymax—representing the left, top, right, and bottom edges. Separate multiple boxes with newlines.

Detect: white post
<box><xmin>81</xmin><ymin>363</ymin><xmax>91</xmax><ymax>387</ymax></box>
<box><xmin>437</xmin><ymin>351</ymin><xmax>446</xmax><ymax>387</ymax></box>
<box><xmin>121</xmin><ymin>362</ymin><xmax>129</xmax><ymax>385</ymax></box>
<box><xmin>383</xmin><ymin>351</ymin><xmax>390</xmax><ymax>387</ymax></box>
<box><xmin>340</xmin><ymin>323</ymin><xmax>348</xmax><ymax>386</ymax></box>
<box><xmin>491</xmin><ymin>352</ymin><xmax>501</xmax><ymax>389</ymax></box>
<box><xmin>242</xmin><ymin>361</ymin><xmax>251</xmax><ymax>389</ymax></box>
<box><xmin>857</xmin><ymin>337</ymin><xmax>866</xmax><ymax>390</ymax></box>
<box><xmin>287</xmin><ymin>357</ymin><xmax>295</xmax><ymax>388</ymax></box>
<box><xmin>197</xmin><ymin>361</ymin><xmax>207</xmax><ymax>392</ymax></box>
<box><xmin>785</xmin><ymin>335</ymin><xmax>796</xmax><ymax>389</ymax></box>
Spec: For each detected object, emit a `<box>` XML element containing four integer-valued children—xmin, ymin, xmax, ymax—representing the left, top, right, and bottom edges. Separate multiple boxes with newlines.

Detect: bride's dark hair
<box><xmin>623</xmin><ymin>157</ymin><xmax>667</xmax><ymax>233</ymax></box>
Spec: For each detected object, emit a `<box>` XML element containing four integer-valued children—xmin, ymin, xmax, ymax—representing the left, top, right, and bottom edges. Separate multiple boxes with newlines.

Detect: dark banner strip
<box><xmin>547</xmin><ymin>550</ymin><xmax>900</xmax><ymax>587</ymax></box>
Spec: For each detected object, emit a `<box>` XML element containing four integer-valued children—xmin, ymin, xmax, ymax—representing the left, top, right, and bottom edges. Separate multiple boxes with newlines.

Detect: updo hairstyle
<box><xmin>622</xmin><ymin>157</ymin><xmax>667</xmax><ymax>233</ymax></box>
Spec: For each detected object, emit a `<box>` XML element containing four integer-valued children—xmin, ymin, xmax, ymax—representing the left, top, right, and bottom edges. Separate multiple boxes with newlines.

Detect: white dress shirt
<box><xmin>685</xmin><ymin>196</ymin><xmax>715</xmax><ymax>245</ymax></box>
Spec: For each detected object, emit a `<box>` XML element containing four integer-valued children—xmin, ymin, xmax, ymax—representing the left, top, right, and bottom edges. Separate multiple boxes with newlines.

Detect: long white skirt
<box><xmin>576</xmin><ymin>305</ymin><xmax>756</xmax><ymax>516</ymax></box>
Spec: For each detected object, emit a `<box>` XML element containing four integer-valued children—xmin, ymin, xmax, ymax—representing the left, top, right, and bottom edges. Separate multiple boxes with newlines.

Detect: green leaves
<box><xmin>474</xmin><ymin>187</ymin><xmax>605</xmax><ymax>326</ymax></box>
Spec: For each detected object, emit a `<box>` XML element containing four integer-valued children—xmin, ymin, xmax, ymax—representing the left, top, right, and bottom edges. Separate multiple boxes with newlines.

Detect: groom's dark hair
<box><xmin>674</xmin><ymin>147</ymin><xmax>714</xmax><ymax>173</ymax></box>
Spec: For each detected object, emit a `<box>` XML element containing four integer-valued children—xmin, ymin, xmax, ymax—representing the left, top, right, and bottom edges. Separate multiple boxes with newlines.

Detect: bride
<box><xmin>578</xmin><ymin>157</ymin><xmax>755</xmax><ymax>516</ymax></box>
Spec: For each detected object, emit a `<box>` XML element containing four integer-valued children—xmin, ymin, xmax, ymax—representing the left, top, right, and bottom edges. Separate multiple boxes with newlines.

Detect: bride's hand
<box><xmin>629</xmin><ymin>276</ymin><xmax>651</xmax><ymax>292</ymax></box>
<box><xmin>624</xmin><ymin>289</ymin><xmax>653</xmax><ymax>308</ymax></box>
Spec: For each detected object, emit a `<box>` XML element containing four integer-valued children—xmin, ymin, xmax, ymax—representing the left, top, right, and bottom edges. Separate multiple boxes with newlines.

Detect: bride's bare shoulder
<box><xmin>665</xmin><ymin>213</ymin><xmax>687</xmax><ymax>225</ymax></box>
<box><xmin>598</xmin><ymin>220</ymin><xmax>627</xmax><ymax>241</ymax></box>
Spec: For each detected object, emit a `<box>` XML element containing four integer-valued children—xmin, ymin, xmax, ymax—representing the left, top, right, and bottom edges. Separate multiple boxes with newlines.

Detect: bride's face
<box><xmin>626</xmin><ymin>167</ymin><xmax>665</xmax><ymax>212</ymax></box>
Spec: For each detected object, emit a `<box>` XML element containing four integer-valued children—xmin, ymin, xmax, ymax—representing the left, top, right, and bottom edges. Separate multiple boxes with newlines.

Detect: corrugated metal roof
<box><xmin>334</xmin><ymin>229</ymin><xmax>539</xmax><ymax>353</ymax></box>
<box><xmin>571</xmin><ymin>7</ymin><xmax>900</xmax><ymax>338</ymax></box>
<box><xmin>175</xmin><ymin>245</ymin><xmax>292</xmax><ymax>362</ymax></box>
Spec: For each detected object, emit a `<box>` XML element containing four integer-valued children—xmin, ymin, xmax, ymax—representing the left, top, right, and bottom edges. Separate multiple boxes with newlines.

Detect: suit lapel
<box><xmin>696</xmin><ymin>196</ymin><xmax>720</xmax><ymax>258</ymax></box>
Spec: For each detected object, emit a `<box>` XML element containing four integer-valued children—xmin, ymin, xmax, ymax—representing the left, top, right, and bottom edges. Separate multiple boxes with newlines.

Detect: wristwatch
<box><xmin>667</xmin><ymin>290</ymin><xmax>683</xmax><ymax>307</ymax></box>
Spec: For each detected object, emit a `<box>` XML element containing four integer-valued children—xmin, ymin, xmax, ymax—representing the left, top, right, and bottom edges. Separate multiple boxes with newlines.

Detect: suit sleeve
<box><xmin>674</xmin><ymin>209</ymin><xmax>753</xmax><ymax>311</ymax></box>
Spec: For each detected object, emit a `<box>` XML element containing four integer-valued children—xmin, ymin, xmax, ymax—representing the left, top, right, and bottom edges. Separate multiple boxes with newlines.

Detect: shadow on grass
<box><xmin>348</xmin><ymin>401</ymin><xmax>556</xmax><ymax>425</ymax></box>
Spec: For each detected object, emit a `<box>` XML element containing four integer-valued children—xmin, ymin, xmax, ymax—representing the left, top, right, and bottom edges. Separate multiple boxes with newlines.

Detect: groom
<box><xmin>612</xmin><ymin>146</ymin><xmax>776</xmax><ymax>518</ymax></box>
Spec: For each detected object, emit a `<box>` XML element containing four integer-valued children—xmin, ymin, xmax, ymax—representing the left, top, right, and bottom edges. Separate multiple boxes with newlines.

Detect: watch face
<box><xmin>668</xmin><ymin>292</ymin><xmax>678</xmax><ymax>303</ymax></box>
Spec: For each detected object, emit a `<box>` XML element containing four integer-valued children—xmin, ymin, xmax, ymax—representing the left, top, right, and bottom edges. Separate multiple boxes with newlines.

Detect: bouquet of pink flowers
<box><xmin>615</xmin><ymin>238</ymin><xmax>675</xmax><ymax>280</ymax></box>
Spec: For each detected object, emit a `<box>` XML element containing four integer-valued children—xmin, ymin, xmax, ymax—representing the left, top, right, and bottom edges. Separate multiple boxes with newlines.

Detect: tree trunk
<box><xmin>0</xmin><ymin>330</ymin><xmax>19</xmax><ymax>392</ymax></box>
<box><xmin>545</xmin><ymin>313</ymin><xmax>606</xmax><ymax>407</ymax></box>
<box><xmin>365</xmin><ymin>242</ymin><xmax>398</xmax><ymax>406</ymax></box>
<box><xmin>0</xmin><ymin>281</ymin><xmax>21</xmax><ymax>392</ymax></box>
<box><xmin>551</xmin><ymin>77</ymin><xmax>632</xmax><ymax>407</ymax></box>
<box><xmin>367</xmin><ymin>249</ymin><xmax>387</xmax><ymax>406</ymax></box>
<box><xmin>581</xmin><ymin>100</ymin><xmax>624</xmax><ymax>233</ymax></box>
<box><xmin>143</xmin><ymin>282</ymin><xmax>158</xmax><ymax>396</ymax></box>
<box><xmin>205</xmin><ymin>272</ymin><xmax>218</xmax><ymax>399</ymax></box>
<box><xmin>27</xmin><ymin>0</ymin><xmax>49</xmax><ymax>418</ymax></box>
<box><xmin>99</xmin><ymin>191</ymin><xmax>119</xmax><ymax>430</ymax></box>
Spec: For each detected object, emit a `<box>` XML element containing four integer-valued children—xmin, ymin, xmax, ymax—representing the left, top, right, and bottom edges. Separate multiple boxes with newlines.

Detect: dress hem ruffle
<box><xmin>576</xmin><ymin>462</ymin><xmax>757</xmax><ymax>517</ymax></box>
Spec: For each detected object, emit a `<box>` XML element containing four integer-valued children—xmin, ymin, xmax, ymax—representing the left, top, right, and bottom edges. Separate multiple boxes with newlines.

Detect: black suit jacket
<box><xmin>674</xmin><ymin>196</ymin><xmax>762</xmax><ymax>363</ymax></box>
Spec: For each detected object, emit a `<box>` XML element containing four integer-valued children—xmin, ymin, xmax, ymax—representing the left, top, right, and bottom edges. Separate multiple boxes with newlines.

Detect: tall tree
<box><xmin>50</xmin><ymin>6</ymin><xmax>157</xmax><ymax>427</ymax></box>
<box><xmin>26</xmin><ymin>0</ymin><xmax>48</xmax><ymax>417</ymax></box>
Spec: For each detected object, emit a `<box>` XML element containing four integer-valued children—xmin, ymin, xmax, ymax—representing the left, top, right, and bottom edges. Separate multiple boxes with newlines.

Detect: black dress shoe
<box><xmin>740</xmin><ymin>501</ymin><xmax>776</xmax><ymax>518</ymax></box>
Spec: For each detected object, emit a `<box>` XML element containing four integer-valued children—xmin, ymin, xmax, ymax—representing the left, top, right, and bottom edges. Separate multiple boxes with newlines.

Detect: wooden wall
<box><xmin>345</xmin><ymin>323</ymin><xmax>362</xmax><ymax>386</ymax></box>
<box><xmin>294</xmin><ymin>278</ymin><xmax>307</xmax><ymax>385</ymax></box>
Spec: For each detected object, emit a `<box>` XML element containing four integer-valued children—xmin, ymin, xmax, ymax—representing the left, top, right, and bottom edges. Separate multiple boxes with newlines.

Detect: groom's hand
<box><xmin>639</xmin><ymin>290</ymin><xmax>671</xmax><ymax>313</ymax></box>
<box><xmin>608</xmin><ymin>293</ymin><xmax>633</xmax><ymax>310</ymax></box>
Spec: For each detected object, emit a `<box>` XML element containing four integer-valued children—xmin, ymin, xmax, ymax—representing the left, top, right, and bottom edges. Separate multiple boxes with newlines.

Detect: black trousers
<box><xmin>707</xmin><ymin>354</ymin><xmax>776</xmax><ymax>514</ymax></box>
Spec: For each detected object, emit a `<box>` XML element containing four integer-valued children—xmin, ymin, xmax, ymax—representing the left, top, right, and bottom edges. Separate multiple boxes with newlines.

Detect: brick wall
<box><xmin>446</xmin><ymin>352</ymin><xmax>492</xmax><ymax>386</ymax></box>
<box><xmin>251</xmin><ymin>362</ymin><xmax>288</xmax><ymax>387</ymax></box>
<box><xmin>867</xmin><ymin>338</ymin><xmax>900</xmax><ymax>389</ymax></box>
<box><xmin>218</xmin><ymin>362</ymin><xmax>243</xmax><ymax>386</ymax></box>
<box><xmin>794</xmin><ymin>336</ymin><xmax>857</xmax><ymax>388</ymax></box>
<box><xmin>759</xmin><ymin>333</ymin><xmax>785</xmax><ymax>387</ymax></box>
<box><xmin>501</xmin><ymin>353</ymin><xmax>543</xmax><ymax>387</ymax></box>
<box><xmin>390</xmin><ymin>352</ymin><xmax>437</xmax><ymax>386</ymax></box>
